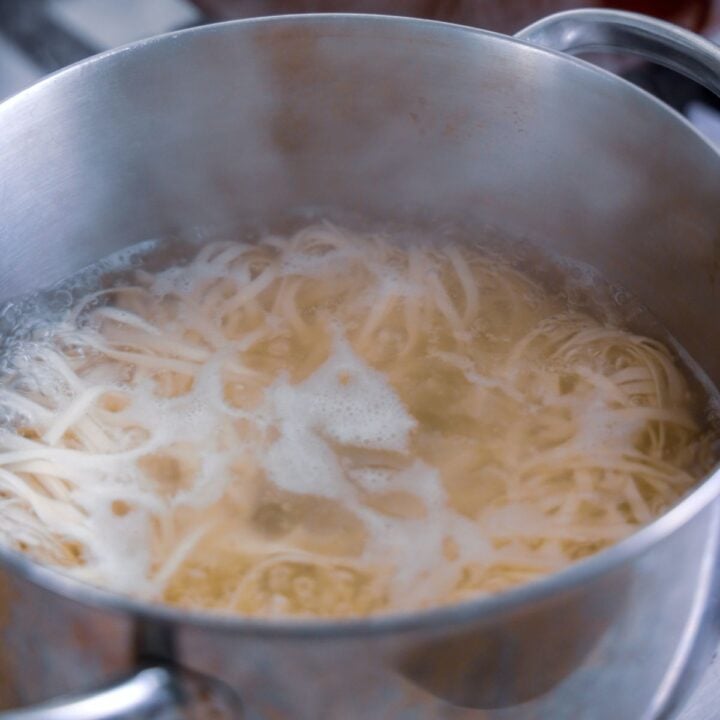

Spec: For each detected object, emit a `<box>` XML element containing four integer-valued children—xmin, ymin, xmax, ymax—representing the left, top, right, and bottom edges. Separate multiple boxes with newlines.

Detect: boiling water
<box><xmin>0</xmin><ymin>221</ymin><xmax>716</xmax><ymax>617</ymax></box>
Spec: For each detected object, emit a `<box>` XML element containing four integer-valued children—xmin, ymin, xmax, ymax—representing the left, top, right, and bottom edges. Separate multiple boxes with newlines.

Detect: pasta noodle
<box><xmin>0</xmin><ymin>223</ymin><xmax>714</xmax><ymax>617</ymax></box>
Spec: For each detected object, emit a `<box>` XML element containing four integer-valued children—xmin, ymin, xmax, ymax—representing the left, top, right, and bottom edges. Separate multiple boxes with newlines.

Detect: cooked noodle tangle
<box><xmin>0</xmin><ymin>224</ymin><xmax>712</xmax><ymax>616</ymax></box>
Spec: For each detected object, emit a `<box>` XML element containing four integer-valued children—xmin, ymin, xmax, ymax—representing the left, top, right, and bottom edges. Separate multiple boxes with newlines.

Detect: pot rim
<box><xmin>1</xmin><ymin>11</ymin><xmax>719</xmax><ymax>638</ymax></box>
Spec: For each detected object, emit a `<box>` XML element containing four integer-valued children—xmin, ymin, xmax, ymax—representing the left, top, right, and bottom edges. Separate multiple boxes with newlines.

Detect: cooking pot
<box><xmin>1</xmin><ymin>8</ymin><xmax>720</xmax><ymax>720</ymax></box>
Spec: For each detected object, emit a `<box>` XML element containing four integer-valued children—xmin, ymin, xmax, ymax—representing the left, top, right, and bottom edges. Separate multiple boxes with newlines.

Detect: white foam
<box><xmin>349</xmin><ymin>467</ymin><xmax>392</xmax><ymax>493</ymax></box>
<box><xmin>150</xmin><ymin>266</ymin><xmax>197</xmax><ymax>297</ymax></box>
<box><xmin>251</xmin><ymin>331</ymin><xmax>498</xmax><ymax>601</ymax></box>
<box><xmin>278</xmin><ymin>244</ymin><xmax>355</xmax><ymax>278</ymax></box>
<box><xmin>356</xmin><ymin>461</ymin><xmax>492</xmax><ymax>604</ymax></box>
<box><xmin>86</xmin><ymin>502</ymin><xmax>153</xmax><ymax>595</ymax></box>
<box><xmin>262</xmin><ymin>334</ymin><xmax>416</xmax><ymax>497</ymax></box>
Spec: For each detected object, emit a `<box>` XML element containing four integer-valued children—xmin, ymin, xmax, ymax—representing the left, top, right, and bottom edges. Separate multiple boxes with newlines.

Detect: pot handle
<box><xmin>515</xmin><ymin>8</ymin><xmax>720</xmax><ymax>99</ymax></box>
<box><xmin>0</xmin><ymin>664</ymin><xmax>244</xmax><ymax>720</ymax></box>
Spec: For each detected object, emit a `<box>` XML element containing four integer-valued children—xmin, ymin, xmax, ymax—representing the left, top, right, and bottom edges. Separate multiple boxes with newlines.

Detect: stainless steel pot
<box><xmin>0</xmin><ymin>8</ymin><xmax>719</xmax><ymax>720</ymax></box>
